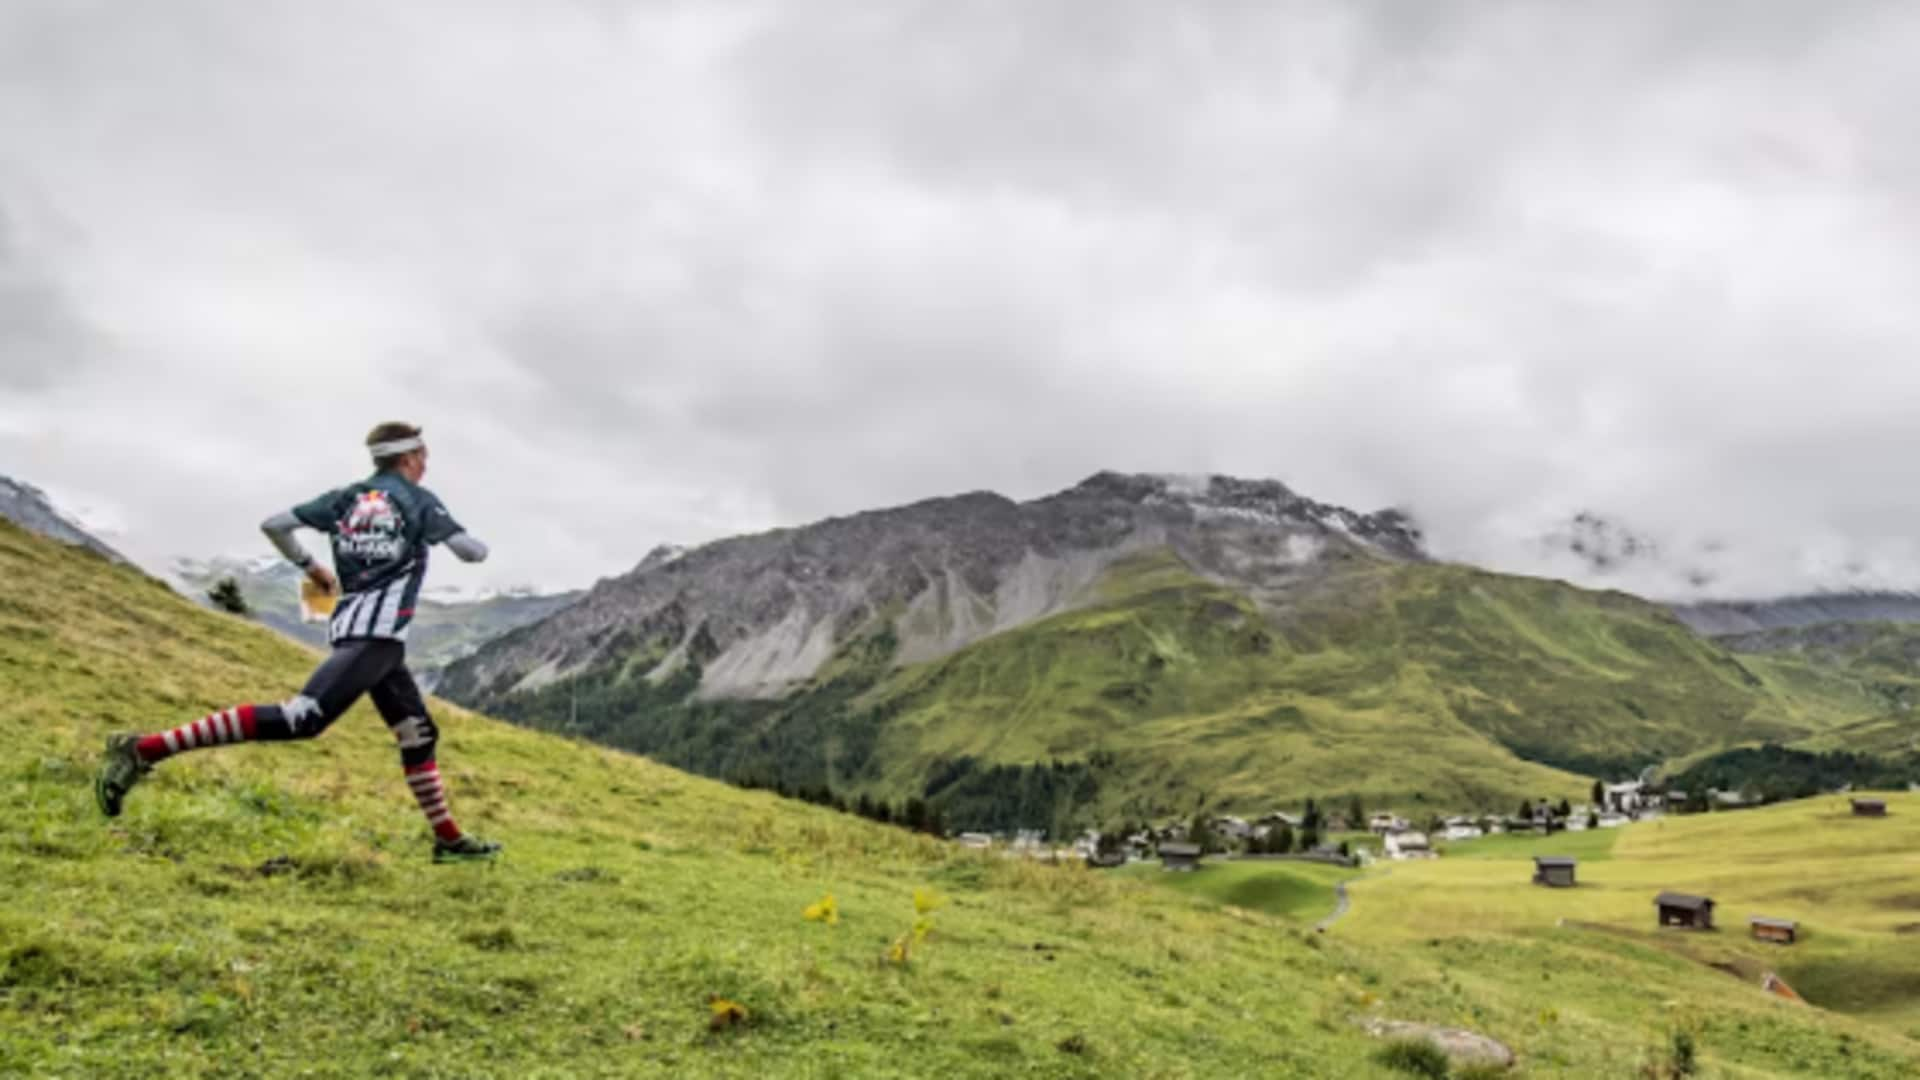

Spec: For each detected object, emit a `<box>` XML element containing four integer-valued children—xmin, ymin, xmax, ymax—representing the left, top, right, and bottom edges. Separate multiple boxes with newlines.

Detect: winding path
<box><xmin>1314</xmin><ymin>880</ymin><xmax>1353</xmax><ymax>931</ymax></box>
<box><xmin>1315</xmin><ymin>866</ymin><xmax>1391</xmax><ymax>932</ymax></box>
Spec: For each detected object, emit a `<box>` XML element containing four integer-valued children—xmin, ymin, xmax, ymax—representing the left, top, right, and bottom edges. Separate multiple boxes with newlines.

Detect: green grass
<box><xmin>6</xmin><ymin>519</ymin><xmax>1919</xmax><ymax>1076</ymax></box>
<box><xmin>1119</xmin><ymin>859</ymin><xmax>1354</xmax><ymax>921</ymax></box>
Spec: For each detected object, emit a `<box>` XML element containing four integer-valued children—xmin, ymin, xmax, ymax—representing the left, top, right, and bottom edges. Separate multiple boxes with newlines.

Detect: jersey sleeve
<box><xmin>420</xmin><ymin>493</ymin><xmax>467</xmax><ymax>545</ymax></box>
<box><xmin>290</xmin><ymin>489</ymin><xmax>343</xmax><ymax>531</ymax></box>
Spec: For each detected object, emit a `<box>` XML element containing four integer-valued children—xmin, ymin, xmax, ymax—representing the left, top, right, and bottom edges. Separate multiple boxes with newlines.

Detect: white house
<box><xmin>956</xmin><ymin>832</ymin><xmax>993</xmax><ymax>850</ymax></box>
<box><xmin>1383</xmin><ymin>831</ymin><xmax>1436</xmax><ymax>860</ymax></box>
<box><xmin>1213</xmin><ymin>815</ymin><xmax>1254</xmax><ymax>841</ymax></box>
<box><xmin>1603</xmin><ymin>780</ymin><xmax>1648</xmax><ymax>814</ymax></box>
<box><xmin>1369</xmin><ymin>813</ymin><xmax>1409</xmax><ymax>835</ymax></box>
<box><xmin>1441</xmin><ymin>823</ymin><xmax>1483</xmax><ymax>841</ymax></box>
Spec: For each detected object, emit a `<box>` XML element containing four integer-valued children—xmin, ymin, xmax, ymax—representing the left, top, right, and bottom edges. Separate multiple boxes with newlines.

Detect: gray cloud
<box><xmin>0</xmin><ymin>201</ymin><xmax>91</xmax><ymax>390</ymax></box>
<box><xmin>2</xmin><ymin>1</ymin><xmax>1919</xmax><ymax>598</ymax></box>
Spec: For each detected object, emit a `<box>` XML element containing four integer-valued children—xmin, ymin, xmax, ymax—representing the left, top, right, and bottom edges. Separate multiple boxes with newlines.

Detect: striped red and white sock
<box><xmin>136</xmin><ymin>705</ymin><xmax>260</xmax><ymax>763</ymax></box>
<box><xmin>404</xmin><ymin>761</ymin><xmax>463</xmax><ymax>842</ymax></box>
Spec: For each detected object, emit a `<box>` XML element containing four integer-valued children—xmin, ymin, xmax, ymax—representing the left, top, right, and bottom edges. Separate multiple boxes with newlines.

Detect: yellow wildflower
<box><xmin>708</xmin><ymin>996</ymin><xmax>748</xmax><ymax>1031</ymax></box>
<box><xmin>803</xmin><ymin>893</ymin><xmax>840</xmax><ymax>926</ymax></box>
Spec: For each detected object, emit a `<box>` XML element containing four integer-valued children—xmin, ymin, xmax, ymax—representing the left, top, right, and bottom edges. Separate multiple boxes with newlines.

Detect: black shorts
<box><xmin>285</xmin><ymin>639</ymin><xmax>437</xmax><ymax>763</ymax></box>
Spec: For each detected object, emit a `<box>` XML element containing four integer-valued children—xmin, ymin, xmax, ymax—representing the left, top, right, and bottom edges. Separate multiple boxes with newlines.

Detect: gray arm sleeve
<box><xmin>261</xmin><ymin>511</ymin><xmax>314</xmax><ymax>568</ymax></box>
<box><xmin>445</xmin><ymin>532</ymin><xmax>489</xmax><ymax>563</ymax></box>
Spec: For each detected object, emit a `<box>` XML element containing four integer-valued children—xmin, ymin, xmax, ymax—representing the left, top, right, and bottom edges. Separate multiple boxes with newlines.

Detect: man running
<box><xmin>96</xmin><ymin>422</ymin><xmax>502</xmax><ymax>864</ymax></box>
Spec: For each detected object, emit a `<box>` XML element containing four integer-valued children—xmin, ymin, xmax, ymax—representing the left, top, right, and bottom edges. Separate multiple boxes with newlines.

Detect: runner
<box><xmin>95</xmin><ymin>422</ymin><xmax>502</xmax><ymax>863</ymax></box>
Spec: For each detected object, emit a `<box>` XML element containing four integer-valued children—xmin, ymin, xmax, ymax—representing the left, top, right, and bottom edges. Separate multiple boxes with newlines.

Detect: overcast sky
<box><xmin>4</xmin><ymin>1</ymin><xmax>1920</xmax><ymax>598</ymax></box>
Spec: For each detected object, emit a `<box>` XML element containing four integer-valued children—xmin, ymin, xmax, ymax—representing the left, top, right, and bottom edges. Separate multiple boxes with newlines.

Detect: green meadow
<box><xmin>4</xmin><ymin>519</ymin><xmax>1919</xmax><ymax>1076</ymax></box>
<box><xmin>1342</xmin><ymin>797</ymin><xmax>1920</xmax><ymax>1041</ymax></box>
<box><xmin>1117</xmin><ymin>859</ymin><xmax>1352</xmax><ymax>922</ymax></box>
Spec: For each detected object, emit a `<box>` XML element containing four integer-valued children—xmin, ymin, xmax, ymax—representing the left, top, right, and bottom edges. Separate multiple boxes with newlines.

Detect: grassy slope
<box><xmin>851</xmin><ymin>553</ymin><xmax>1872</xmax><ymax>817</ymax></box>
<box><xmin>869</xmin><ymin>552</ymin><xmax>1591</xmax><ymax>816</ymax></box>
<box><xmin>1721</xmin><ymin>623</ymin><xmax>1920</xmax><ymax>756</ymax></box>
<box><xmin>1118</xmin><ymin>860</ymin><xmax>1354</xmax><ymax>922</ymax></box>
<box><xmin>1342</xmin><ymin>798</ymin><xmax>1920</xmax><ymax>1069</ymax></box>
<box><xmin>0</xmin><ymin>520</ymin><xmax>1384</xmax><ymax>1078</ymax></box>
<box><xmin>1321</xmin><ymin>564</ymin><xmax>1867</xmax><ymax>762</ymax></box>
<box><xmin>5</xmin><ymin>523</ymin><xmax>1917</xmax><ymax>1076</ymax></box>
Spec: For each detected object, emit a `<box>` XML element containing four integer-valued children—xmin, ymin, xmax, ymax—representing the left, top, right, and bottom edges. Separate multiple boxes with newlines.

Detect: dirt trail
<box><xmin>1315</xmin><ymin>866</ymin><xmax>1389</xmax><ymax>932</ymax></box>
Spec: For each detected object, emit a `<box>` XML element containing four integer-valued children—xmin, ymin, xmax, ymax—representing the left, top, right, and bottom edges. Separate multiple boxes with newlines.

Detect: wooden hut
<box><xmin>1851</xmin><ymin>798</ymin><xmax>1888</xmax><ymax>818</ymax></box>
<box><xmin>1654</xmin><ymin>891</ymin><xmax>1715</xmax><ymax>930</ymax></box>
<box><xmin>1158</xmin><ymin>842</ymin><xmax>1202</xmax><ymax>872</ymax></box>
<box><xmin>1087</xmin><ymin>850</ymin><xmax>1128</xmax><ymax>869</ymax></box>
<box><xmin>1749</xmin><ymin>916</ymin><xmax>1798</xmax><ymax>945</ymax></box>
<box><xmin>1532</xmin><ymin>856</ymin><xmax>1577</xmax><ymax>888</ymax></box>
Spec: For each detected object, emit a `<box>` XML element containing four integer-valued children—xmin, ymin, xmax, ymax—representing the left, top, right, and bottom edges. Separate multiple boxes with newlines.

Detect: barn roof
<box><xmin>1654</xmin><ymin>891</ymin><xmax>1713</xmax><ymax>910</ymax></box>
<box><xmin>1749</xmin><ymin>916</ymin><xmax>1798</xmax><ymax>930</ymax></box>
<box><xmin>1159</xmin><ymin>842</ymin><xmax>1201</xmax><ymax>857</ymax></box>
<box><xmin>1534</xmin><ymin>856</ymin><xmax>1577</xmax><ymax>868</ymax></box>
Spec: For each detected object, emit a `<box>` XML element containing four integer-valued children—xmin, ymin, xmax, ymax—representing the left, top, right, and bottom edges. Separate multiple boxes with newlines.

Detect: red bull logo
<box><xmin>344</xmin><ymin>490</ymin><xmax>399</xmax><ymax>535</ymax></box>
<box><xmin>340</xmin><ymin>490</ymin><xmax>406</xmax><ymax>560</ymax></box>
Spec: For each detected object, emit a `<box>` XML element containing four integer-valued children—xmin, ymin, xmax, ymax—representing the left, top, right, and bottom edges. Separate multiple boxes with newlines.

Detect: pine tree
<box><xmin>1188</xmin><ymin>813</ymin><xmax>1218</xmax><ymax>854</ymax></box>
<box><xmin>1590</xmin><ymin>778</ymin><xmax>1605</xmax><ymax>808</ymax></box>
<box><xmin>208</xmin><ymin>577</ymin><xmax>250</xmax><ymax>615</ymax></box>
<box><xmin>1347</xmin><ymin>794</ymin><xmax>1364</xmax><ymax>830</ymax></box>
<box><xmin>1269</xmin><ymin>822</ymin><xmax>1294</xmax><ymax>854</ymax></box>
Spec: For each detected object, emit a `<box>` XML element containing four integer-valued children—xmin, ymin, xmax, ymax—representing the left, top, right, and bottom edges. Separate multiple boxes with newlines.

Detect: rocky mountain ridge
<box><xmin>437</xmin><ymin>471</ymin><xmax>1424</xmax><ymax>704</ymax></box>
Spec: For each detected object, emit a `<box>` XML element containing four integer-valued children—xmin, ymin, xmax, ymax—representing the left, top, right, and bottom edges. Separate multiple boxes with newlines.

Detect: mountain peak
<box><xmin>1063</xmin><ymin>471</ymin><xmax>1296</xmax><ymax>505</ymax></box>
<box><xmin>1053</xmin><ymin>471</ymin><xmax>1421</xmax><ymax>557</ymax></box>
<box><xmin>636</xmin><ymin>543</ymin><xmax>690</xmax><ymax>573</ymax></box>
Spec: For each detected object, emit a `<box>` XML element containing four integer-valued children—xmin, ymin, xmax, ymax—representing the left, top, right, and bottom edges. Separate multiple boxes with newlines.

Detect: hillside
<box><xmin>442</xmin><ymin>475</ymin><xmax>1885</xmax><ymax>827</ymax></box>
<box><xmin>1712</xmin><ymin>622</ymin><xmax>1920</xmax><ymax>757</ymax></box>
<box><xmin>5</xmin><ymin>517</ymin><xmax>1918</xmax><ymax>1076</ymax></box>
<box><xmin>171</xmin><ymin>555</ymin><xmax>581</xmax><ymax>682</ymax></box>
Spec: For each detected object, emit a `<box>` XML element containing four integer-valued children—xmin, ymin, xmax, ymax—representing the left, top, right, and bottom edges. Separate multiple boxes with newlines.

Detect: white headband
<box><xmin>368</xmin><ymin>436</ymin><xmax>424</xmax><ymax>459</ymax></box>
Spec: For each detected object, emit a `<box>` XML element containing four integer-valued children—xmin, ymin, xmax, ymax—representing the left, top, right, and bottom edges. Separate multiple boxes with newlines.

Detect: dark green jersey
<box><xmin>291</xmin><ymin>472</ymin><xmax>465</xmax><ymax>643</ymax></box>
